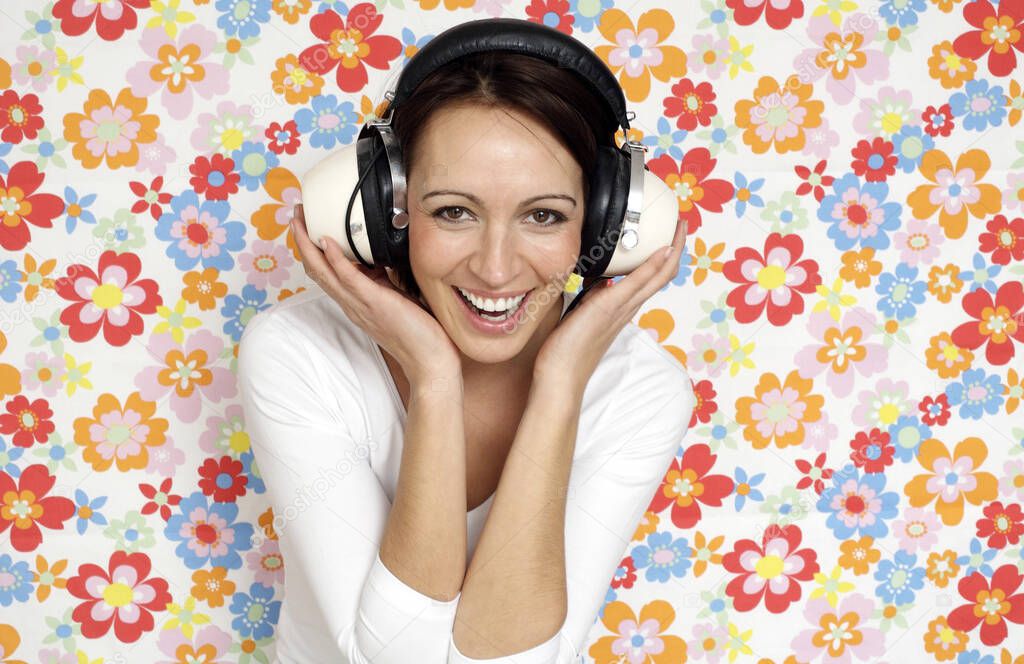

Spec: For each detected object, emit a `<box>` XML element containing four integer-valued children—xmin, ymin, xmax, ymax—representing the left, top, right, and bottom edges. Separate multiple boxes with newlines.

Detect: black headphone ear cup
<box><xmin>355</xmin><ymin>127</ymin><xmax>409</xmax><ymax>270</ymax></box>
<box><xmin>578</xmin><ymin>145</ymin><xmax>631</xmax><ymax>279</ymax></box>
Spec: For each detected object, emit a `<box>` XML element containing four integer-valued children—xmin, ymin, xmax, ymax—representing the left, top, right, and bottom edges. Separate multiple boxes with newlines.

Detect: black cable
<box><xmin>344</xmin><ymin>142</ymin><xmax>386</xmax><ymax>268</ymax></box>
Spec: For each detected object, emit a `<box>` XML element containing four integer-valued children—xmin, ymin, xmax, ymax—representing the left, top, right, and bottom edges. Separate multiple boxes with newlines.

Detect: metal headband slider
<box><xmin>619</xmin><ymin>140</ymin><xmax>646</xmax><ymax>250</ymax></box>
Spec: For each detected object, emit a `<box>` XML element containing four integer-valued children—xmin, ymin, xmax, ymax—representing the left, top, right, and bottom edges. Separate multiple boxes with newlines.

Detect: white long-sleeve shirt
<box><xmin>236</xmin><ymin>287</ymin><xmax>695</xmax><ymax>664</ymax></box>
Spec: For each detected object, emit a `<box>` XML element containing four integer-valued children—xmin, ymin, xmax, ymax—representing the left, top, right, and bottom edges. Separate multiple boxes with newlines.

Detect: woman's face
<box><xmin>404</xmin><ymin>103</ymin><xmax>585</xmax><ymax>366</ymax></box>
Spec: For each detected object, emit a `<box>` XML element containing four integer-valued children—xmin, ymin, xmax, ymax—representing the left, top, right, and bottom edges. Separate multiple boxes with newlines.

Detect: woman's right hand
<box><xmin>290</xmin><ymin>204</ymin><xmax>462</xmax><ymax>386</ymax></box>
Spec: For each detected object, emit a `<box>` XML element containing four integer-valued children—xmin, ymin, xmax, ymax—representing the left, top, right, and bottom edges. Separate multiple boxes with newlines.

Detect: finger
<box><xmin>289</xmin><ymin>209</ymin><xmax>359</xmax><ymax>305</ymax></box>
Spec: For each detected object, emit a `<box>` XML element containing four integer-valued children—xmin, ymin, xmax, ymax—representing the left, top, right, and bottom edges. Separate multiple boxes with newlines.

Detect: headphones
<box><xmin>299</xmin><ymin>17</ymin><xmax>683</xmax><ymax>317</ymax></box>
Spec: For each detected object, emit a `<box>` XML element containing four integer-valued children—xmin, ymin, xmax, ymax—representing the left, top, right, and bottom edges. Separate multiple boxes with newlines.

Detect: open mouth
<box><xmin>451</xmin><ymin>286</ymin><xmax>532</xmax><ymax>323</ymax></box>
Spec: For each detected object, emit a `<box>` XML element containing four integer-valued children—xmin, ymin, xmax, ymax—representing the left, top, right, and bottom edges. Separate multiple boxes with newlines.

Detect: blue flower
<box><xmin>945</xmin><ymin>368</ymin><xmax>1004</xmax><ymax>419</ymax></box>
<box><xmin>659</xmin><ymin>246</ymin><xmax>692</xmax><ymax>292</ymax></box>
<box><xmin>645</xmin><ymin>116</ymin><xmax>687</xmax><ymax>162</ymax></box>
<box><xmin>955</xmin><ymin>537</ymin><xmax>998</xmax><ymax>577</ymax></box>
<box><xmin>732</xmin><ymin>466</ymin><xmax>765</xmax><ymax>510</ymax></box>
<box><xmin>958</xmin><ymin>252</ymin><xmax>1001</xmax><ymax>293</ymax></box>
<box><xmin>732</xmin><ymin>171</ymin><xmax>765</xmax><ymax>218</ymax></box>
<box><xmin>879</xmin><ymin>0</ymin><xmax>927</xmax><ymax>26</ymax></box>
<box><xmin>230</xmin><ymin>582</ymin><xmax>281</xmax><ymax>639</ymax></box>
<box><xmin>222</xmin><ymin>284</ymin><xmax>272</xmax><ymax>343</ymax></box>
<box><xmin>891</xmin><ymin>125</ymin><xmax>934</xmax><ymax>174</ymax></box>
<box><xmin>231</xmin><ymin>141</ymin><xmax>279</xmax><ymax>191</ymax></box>
<box><xmin>62</xmin><ymin>186</ymin><xmax>97</xmax><ymax>234</ymax></box>
<box><xmin>0</xmin><ymin>142</ymin><xmax>11</xmax><ymax>174</ymax></box>
<box><xmin>567</xmin><ymin>0</ymin><xmax>615</xmax><ymax>32</ymax></box>
<box><xmin>0</xmin><ymin>260</ymin><xmax>22</xmax><ymax>304</ymax></box>
<box><xmin>74</xmin><ymin>489</ymin><xmax>107</xmax><ymax>535</ymax></box>
<box><xmin>216</xmin><ymin>0</ymin><xmax>271</xmax><ymax>39</ymax></box>
<box><xmin>957</xmin><ymin>650</ymin><xmax>995</xmax><ymax>664</ymax></box>
<box><xmin>817</xmin><ymin>464</ymin><xmax>900</xmax><ymax>540</ymax></box>
<box><xmin>949</xmin><ymin>79</ymin><xmax>1006</xmax><ymax>132</ymax></box>
<box><xmin>817</xmin><ymin>173</ymin><xmax>902</xmax><ymax>251</ymax></box>
<box><xmin>399</xmin><ymin>28</ymin><xmax>433</xmax><ymax>66</ymax></box>
<box><xmin>240</xmin><ymin>449</ymin><xmax>265</xmax><ymax>494</ymax></box>
<box><xmin>873</xmin><ymin>549</ymin><xmax>925</xmax><ymax>605</ymax></box>
<box><xmin>887</xmin><ymin>415</ymin><xmax>930</xmax><ymax>463</ymax></box>
<box><xmin>629</xmin><ymin>531</ymin><xmax>692</xmax><ymax>583</ymax></box>
<box><xmin>875</xmin><ymin>263</ymin><xmax>927</xmax><ymax>320</ymax></box>
<box><xmin>0</xmin><ymin>554</ymin><xmax>33</xmax><ymax>606</ymax></box>
<box><xmin>155</xmin><ymin>190</ymin><xmax>247</xmax><ymax>271</ymax></box>
<box><xmin>165</xmin><ymin>491</ymin><xmax>254</xmax><ymax>569</ymax></box>
<box><xmin>293</xmin><ymin>95</ymin><xmax>359</xmax><ymax>150</ymax></box>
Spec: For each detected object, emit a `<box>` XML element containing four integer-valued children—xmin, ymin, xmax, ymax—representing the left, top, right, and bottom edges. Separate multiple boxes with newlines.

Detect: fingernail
<box><xmin>662</xmin><ymin>246</ymin><xmax>674</xmax><ymax>259</ymax></box>
<box><xmin>319</xmin><ymin>238</ymin><xmax>328</xmax><ymax>252</ymax></box>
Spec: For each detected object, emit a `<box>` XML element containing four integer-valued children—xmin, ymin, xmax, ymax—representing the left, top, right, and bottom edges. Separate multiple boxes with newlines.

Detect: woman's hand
<box><xmin>532</xmin><ymin>216</ymin><xmax>687</xmax><ymax>395</ymax></box>
<box><xmin>290</xmin><ymin>204</ymin><xmax>462</xmax><ymax>385</ymax></box>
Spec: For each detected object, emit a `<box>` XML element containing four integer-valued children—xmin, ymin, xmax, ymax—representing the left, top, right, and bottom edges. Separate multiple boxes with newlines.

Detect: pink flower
<box><xmin>686</xmin><ymin>621</ymin><xmax>730</xmax><ymax>662</ymax></box>
<box><xmin>157</xmin><ymin>625</ymin><xmax>232</xmax><ymax>664</ymax></box>
<box><xmin>239</xmin><ymin>239</ymin><xmax>295</xmax><ymax>290</ymax></box>
<box><xmin>794</xmin><ymin>13</ymin><xmax>889</xmax><ymax>105</ymax></box>
<box><xmin>134</xmin><ymin>134</ymin><xmax>177</xmax><ymax>177</ymax></box>
<box><xmin>688</xmin><ymin>332</ymin><xmax>731</xmax><ymax>376</ymax></box>
<box><xmin>853</xmin><ymin>86</ymin><xmax>919</xmax><ymax>137</ymax></box>
<box><xmin>794</xmin><ymin>307</ymin><xmax>887</xmax><ymax>398</ymax></box>
<box><xmin>803</xmin><ymin>412</ymin><xmax>838</xmax><ymax>453</ymax></box>
<box><xmin>247</xmin><ymin>538</ymin><xmax>285</xmax><ymax>587</ymax></box>
<box><xmin>792</xmin><ymin>593</ymin><xmax>885</xmax><ymax>663</ymax></box>
<box><xmin>145</xmin><ymin>435</ymin><xmax>185</xmax><ymax>476</ymax></box>
<box><xmin>134</xmin><ymin>330</ymin><xmax>237</xmax><ymax>423</ymax></box>
<box><xmin>893</xmin><ymin>218</ymin><xmax>944</xmax><ymax>266</ymax></box>
<box><xmin>1002</xmin><ymin>459</ymin><xmax>1024</xmax><ymax>502</ymax></box>
<box><xmin>189</xmin><ymin>100</ymin><xmax>262</xmax><ymax>156</ymax></box>
<box><xmin>13</xmin><ymin>45</ymin><xmax>57</xmax><ymax>92</ymax></box>
<box><xmin>199</xmin><ymin>404</ymin><xmax>249</xmax><ymax>459</ymax></box>
<box><xmin>21</xmin><ymin>352</ymin><xmax>65</xmax><ymax>397</ymax></box>
<box><xmin>1003</xmin><ymin>172</ymin><xmax>1024</xmax><ymax>212</ymax></box>
<box><xmin>688</xmin><ymin>34</ymin><xmax>731</xmax><ymax>79</ymax></box>
<box><xmin>852</xmin><ymin>378</ymin><xmax>911</xmax><ymax>429</ymax></box>
<box><xmin>892</xmin><ymin>506</ymin><xmax>942</xmax><ymax>554</ymax></box>
<box><xmin>801</xmin><ymin>115</ymin><xmax>841</xmax><ymax>160</ymax></box>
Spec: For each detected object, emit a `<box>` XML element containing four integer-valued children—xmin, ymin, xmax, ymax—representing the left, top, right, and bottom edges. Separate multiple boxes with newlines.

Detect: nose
<box><xmin>467</xmin><ymin>223</ymin><xmax>522</xmax><ymax>286</ymax></box>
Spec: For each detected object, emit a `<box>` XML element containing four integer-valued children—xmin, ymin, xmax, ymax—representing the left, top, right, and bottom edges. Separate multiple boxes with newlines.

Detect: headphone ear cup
<box><xmin>577</xmin><ymin>145</ymin><xmax>630</xmax><ymax>279</ymax></box>
<box><xmin>355</xmin><ymin>128</ymin><xmax>406</xmax><ymax>269</ymax></box>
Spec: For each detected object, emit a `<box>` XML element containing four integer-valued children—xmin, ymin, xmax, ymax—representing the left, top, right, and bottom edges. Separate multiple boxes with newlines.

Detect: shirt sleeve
<box><xmin>447</xmin><ymin>331</ymin><xmax>696</xmax><ymax>664</ymax></box>
<box><xmin>236</xmin><ymin>311</ymin><xmax>462</xmax><ymax>664</ymax></box>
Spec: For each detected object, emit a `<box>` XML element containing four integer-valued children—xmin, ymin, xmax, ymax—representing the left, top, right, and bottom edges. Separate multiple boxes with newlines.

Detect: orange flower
<box><xmin>62</xmin><ymin>88</ymin><xmax>159</xmax><ymax>169</ymax></box>
<box><xmin>735</xmin><ymin>371</ymin><xmax>824</xmax><ymax>449</ymax></box>
<box><xmin>905</xmin><ymin>437</ymin><xmax>999</xmax><ymax>525</ymax></box>
<box><xmin>182</xmin><ymin>267</ymin><xmax>228</xmax><ymax>311</ymax></box>
<box><xmin>839</xmin><ymin>248</ymin><xmax>882</xmax><ymax>288</ymax></box>
<box><xmin>927</xmin><ymin>40</ymin><xmax>978</xmax><ymax>89</ymax></box>
<box><xmin>637</xmin><ymin>308</ymin><xmax>687</xmax><ymax>367</ymax></box>
<box><xmin>688</xmin><ymin>530</ymin><xmax>724</xmax><ymax>577</ymax></box>
<box><xmin>815</xmin><ymin>31</ymin><xmax>867</xmax><ymax>80</ymax></box>
<box><xmin>190</xmin><ymin>566</ymin><xmax>236</xmax><ymax>608</ymax></box>
<box><xmin>631</xmin><ymin>510</ymin><xmax>660</xmax><ymax>542</ymax></box>
<box><xmin>1007</xmin><ymin>79</ymin><xmax>1023</xmax><ymax>127</ymax></box>
<box><xmin>258</xmin><ymin>507</ymin><xmax>279</xmax><ymax>542</ymax></box>
<box><xmin>907</xmin><ymin>149</ymin><xmax>1002</xmax><ymax>239</ymax></box>
<box><xmin>271</xmin><ymin>0</ymin><xmax>311</xmax><ymax>24</ymax></box>
<box><xmin>735</xmin><ymin>75</ymin><xmax>824</xmax><ymax>154</ymax></box>
<box><xmin>690</xmin><ymin>237</ymin><xmax>725</xmax><ymax>285</ymax></box>
<box><xmin>0</xmin><ymin>622</ymin><xmax>27</xmax><ymax>664</ymax></box>
<box><xmin>72</xmin><ymin>392</ymin><xmax>169</xmax><ymax>472</ymax></box>
<box><xmin>416</xmin><ymin>0</ymin><xmax>474</xmax><ymax>10</ymax></box>
<box><xmin>926</xmin><ymin>549</ymin><xmax>961</xmax><ymax>587</ymax></box>
<box><xmin>17</xmin><ymin>253</ymin><xmax>56</xmax><ymax>302</ymax></box>
<box><xmin>1004</xmin><ymin>368</ymin><xmax>1024</xmax><ymax>414</ymax></box>
<box><xmin>270</xmin><ymin>54</ymin><xmax>324</xmax><ymax>105</ymax></box>
<box><xmin>923</xmin><ymin>615</ymin><xmax>969</xmax><ymax>661</ymax></box>
<box><xmin>253</xmin><ymin>166</ymin><xmax>302</xmax><ymax>262</ymax></box>
<box><xmin>837</xmin><ymin>536</ymin><xmax>880</xmax><ymax>575</ymax></box>
<box><xmin>928</xmin><ymin>263</ymin><xmax>965</xmax><ymax>303</ymax></box>
<box><xmin>0</xmin><ymin>57</ymin><xmax>11</xmax><ymax>89</ymax></box>
<box><xmin>32</xmin><ymin>554</ymin><xmax>69</xmax><ymax>601</ymax></box>
<box><xmin>594</xmin><ymin>9</ymin><xmax>686</xmax><ymax>102</ymax></box>
<box><xmin>589</xmin><ymin>600</ymin><xmax>687</xmax><ymax>663</ymax></box>
<box><xmin>925</xmin><ymin>332</ymin><xmax>974</xmax><ymax>379</ymax></box>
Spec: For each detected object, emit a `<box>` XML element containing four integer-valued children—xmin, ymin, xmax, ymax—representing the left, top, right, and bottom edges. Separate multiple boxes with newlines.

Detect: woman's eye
<box><xmin>434</xmin><ymin>206</ymin><xmax>470</xmax><ymax>223</ymax></box>
<box><xmin>528</xmin><ymin>209</ymin><xmax>568</xmax><ymax>225</ymax></box>
<box><xmin>432</xmin><ymin>207</ymin><xmax>568</xmax><ymax>225</ymax></box>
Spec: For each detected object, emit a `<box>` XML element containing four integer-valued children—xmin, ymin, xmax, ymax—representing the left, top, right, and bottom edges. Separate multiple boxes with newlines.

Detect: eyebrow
<box><xmin>421</xmin><ymin>190</ymin><xmax>577</xmax><ymax>209</ymax></box>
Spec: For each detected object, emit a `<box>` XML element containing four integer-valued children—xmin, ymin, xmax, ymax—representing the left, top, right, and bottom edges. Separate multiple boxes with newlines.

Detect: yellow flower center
<box><xmin>755</xmin><ymin>554</ymin><xmax>785</xmax><ymax>579</ymax></box>
<box><xmin>92</xmin><ymin>283</ymin><xmax>124</xmax><ymax>309</ymax></box>
<box><xmin>757</xmin><ymin>264</ymin><xmax>787</xmax><ymax>290</ymax></box>
<box><xmin>102</xmin><ymin>582</ymin><xmax>134</xmax><ymax>608</ymax></box>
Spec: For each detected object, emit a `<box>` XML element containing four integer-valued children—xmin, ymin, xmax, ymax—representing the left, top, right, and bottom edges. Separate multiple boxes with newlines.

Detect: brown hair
<box><xmin>385</xmin><ymin>50</ymin><xmax>610</xmax><ymax>301</ymax></box>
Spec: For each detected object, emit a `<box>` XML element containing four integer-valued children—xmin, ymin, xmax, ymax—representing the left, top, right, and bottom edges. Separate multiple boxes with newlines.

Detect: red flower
<box><xmin>189</xmin><ymin>154</ymin><xmax>240</xmax><ymax>201</ymax></box>
<box><xmin>52</xmin><ymin>0</ymin><xmax>150</xmax><ymax>41</ymax></box>
<box><xmin>197</xmin><ymin>455</ymin><xmax>248</xmax><ymax>503</ymax></box>
<box><xmin>950</xmin><ymin>280</ymin><xmax>1024</xmax><ymax>365</ymax></box>
<box><xmin>690</xmin><ymin>379</ymin><xmax>718</xmax><ymax>428</ymax></box>
<box><xmin>525</xmin><ymin>0</ymin><xmax>575</xmax><ymax>34</ymax></box>
<box><xmin>55</xmin><ymin>250</ymin><xmax>163</xmax><ymax>347</ymax></box>
<box><xmin>794</xmin><ymin>159</ymin><xmax>835</xmax><ymax>203</ymax></box>
<box><xmin>0</xmin><ymin>160</ymin><xmax>65</xmax><ymax>251</ymax></box>
<box><xmin>849</xmin><ymin>428</ymin><xmax>895</xmax><ymax>475</ymax></box>
<box><xmin>298</xmin><ymin>6</ymin><xmax>403</xmax><ymax>93</ymax></box>
<box><xmin>0</xmin><ymin>395</ymin><xmax>55</xmax><ymax>448</ymax></box>
<box><xmin>610</xmin><ymin>555</ymin><xmax>638</xmax><ymax>590</ymax></box>
<box><xmin>919</xmin><ymin>393</ymin><xmax>952</xmax><ymax>426</ymax></box>
<box><xmin>850</xmin><ymin>137</ymin><xmax>897</xmax><ymax>183</ymax></box>
<box><xmin>664</xmin><ymin>78</ymin><xmax>718</xmax><ymax>131</ymax></box>
<box><xmin>0</xmin><ymin>90</ymin><xmax>44</xmax><ymax>144</ymax></box>
<box><xmin>795</xmin><ymin>452</ymin><xmax>835</xmax><ymax>495</ymax></box>
<box><xmin>947</xmin><ymin>563</ymin><xmax>1024</xmax><ymax>646</ymax></box>
<box><xmin>67</xmin><ymin>550</ymin><xmax>172</xmax><ymax>643</ymax></box>
<box><xmin>139</xmin><ymin>477</ymin><xmax>182</xmax><ymax>522</ymax></box>
<box><xmin>978</xmin><ymin>215</ymin><xmax>1024</xmax><ymax>265</ymax></box>
<box><xmin>265</xmin><ymin>120</ymin><xmax>301</xmax><ymax>155</ymax></box>
<box><xmin>952</xmin><ymin>0</ymin><xmax>1024</xmax><ymax>78</ymax></box>
<box><xmin>723</xmin><ymin>233</ymin><xmax>822</xmax><ymax>326</ymax></box>
<box><xmin>647</xmin><ymin>149</ymin><xmax>734</xmax><ymax>235</ymax></box>
<box><xmin>722</xmin><ymin>523</ymin><xmax>820</xmax><ymax>612</ymax></box>
<box><xmin>726</xmin><ymin>0</ymin><xmax>804</xmax><ymax>29</ymax></box>
<box><xmin>976</xmin><ymin>501</ymin><xmax>1024</xmax><ymax>549</ymax></box>
<box><xmin>0</xmin><ymin>464</ymin><xmax>75</xmax><ymax>552</ymax></box>
<box><xmin>650</xmin><ymin>443</ymin><xmax>734</xmax><ymax>529</ymax></box>
<box><xmin>922</xmin><ymin>104</ymin><xmax>955</xmax><ymax>137</ymax></box>
<box><xmin>129</xmin><ymin>176</ymin><xmax>173</xmax><ymax>221</ymax></box>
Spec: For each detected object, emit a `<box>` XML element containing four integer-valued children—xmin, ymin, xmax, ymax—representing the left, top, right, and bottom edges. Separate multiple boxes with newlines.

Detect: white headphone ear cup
<box><xmin>299</xmin><ymin>141</ymin><xmax>376</xmax><ymax>266</ymax></box>
<box><xmin>601</xmin><ymin>169</ymin><xmax>683</xmax><ymax>276</ymax></box>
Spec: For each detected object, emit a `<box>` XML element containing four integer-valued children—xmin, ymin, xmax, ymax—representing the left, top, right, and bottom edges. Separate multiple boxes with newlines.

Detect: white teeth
<box><xmin>457</xmin><ymin>287</ymin><xmax>527</xmax><ymax>312</ymax></box>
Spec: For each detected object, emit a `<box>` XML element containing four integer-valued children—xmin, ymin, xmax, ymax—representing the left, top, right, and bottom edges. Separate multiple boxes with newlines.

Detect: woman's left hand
<box><xmin>533</xmin><ymin>216</ymin><xmax>687</xmax><ymax>395</ymax></box>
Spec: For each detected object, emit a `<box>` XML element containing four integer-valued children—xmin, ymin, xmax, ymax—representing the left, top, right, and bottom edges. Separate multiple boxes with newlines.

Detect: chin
<box><xmin>432</xmin><ymin>283</ymin><xmax>551</xmax><ymax>362</ymax></box>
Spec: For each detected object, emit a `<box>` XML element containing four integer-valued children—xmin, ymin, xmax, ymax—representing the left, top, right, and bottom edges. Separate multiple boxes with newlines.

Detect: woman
<box><xmin>237</xmin><ymin>49</ymin><xmax>693</xmax><ymax>663</ymax></box>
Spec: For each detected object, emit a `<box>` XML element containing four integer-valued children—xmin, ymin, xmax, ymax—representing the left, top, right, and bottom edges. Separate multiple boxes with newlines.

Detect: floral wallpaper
<box><xmin>1</xmin><ymin>0</ymin><xmax>1023</xmax><ymax>662</ymax></box>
